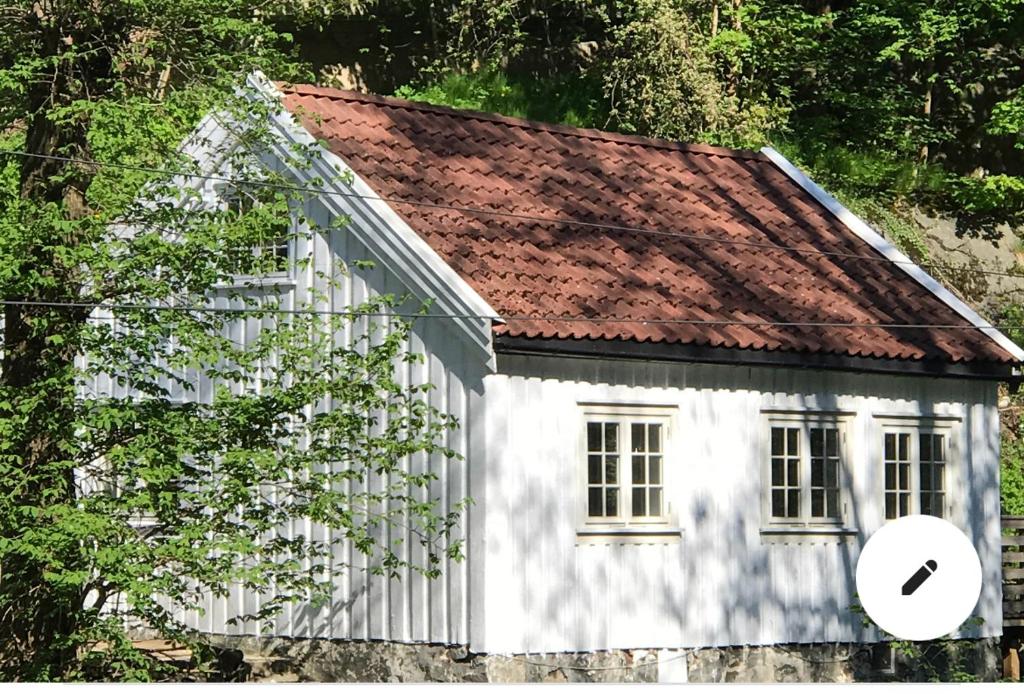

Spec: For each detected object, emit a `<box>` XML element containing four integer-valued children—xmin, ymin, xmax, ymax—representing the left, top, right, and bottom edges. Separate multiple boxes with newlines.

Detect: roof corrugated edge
<box><xmin>277</xmin><ymin>82</ymin><xmax>768</xmax><ymax>162</ymax></box>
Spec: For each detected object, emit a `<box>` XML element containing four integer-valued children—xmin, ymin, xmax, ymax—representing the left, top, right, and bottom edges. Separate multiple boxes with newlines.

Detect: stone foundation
<box><xmin>192</xmin><ymin>634</ymin><xmax>1001</xmax><ymax>683</ymax></box>
<box><xmin>687</xmin><ymin>638</ymin><xmax>1000</xmax><ymax>683</ymax></box>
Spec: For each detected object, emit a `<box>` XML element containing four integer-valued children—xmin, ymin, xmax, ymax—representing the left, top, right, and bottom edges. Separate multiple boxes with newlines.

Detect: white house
<box><xmin>153</xmin><ymin>73</ymin><xmax>1022</xmax><ymax>681</ymax></box>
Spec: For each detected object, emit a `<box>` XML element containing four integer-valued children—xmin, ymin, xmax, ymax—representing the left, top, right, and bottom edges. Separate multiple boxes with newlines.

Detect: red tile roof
<box><xmin>279</xmin><ymin>83</ymin><xmax>1016</xmax><ymax>364</ymax></box>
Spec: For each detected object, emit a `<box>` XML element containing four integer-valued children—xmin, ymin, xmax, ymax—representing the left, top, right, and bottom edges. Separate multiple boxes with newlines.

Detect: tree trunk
<box><xmin>727</xmin><ymin>0</ymin><xmax>742</xmax><ymax>96</ymax></box>
<box><xmin>711</xmin><ymin>0</ymin><xmax>719</xmax><ymax>37</ymax></box>
<box><xmin>919</xmin><ymin>74</ymin><xmax>934</xmax><ymax>166</ymax></box>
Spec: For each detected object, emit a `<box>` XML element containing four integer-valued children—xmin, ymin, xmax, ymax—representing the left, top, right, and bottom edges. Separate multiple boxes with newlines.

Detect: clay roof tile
<box><xmin>278</xmin><ymin>83</ymin><xmax>1017</xmax><ymax>365</ymax></box>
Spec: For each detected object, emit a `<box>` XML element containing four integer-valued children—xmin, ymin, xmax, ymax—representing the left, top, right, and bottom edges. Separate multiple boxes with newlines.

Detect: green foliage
<box><xmin>0</xmin><ymin>0</ymin><xmax>461</xmax><ymax>682</ymax></box>
<box><xmin>850</xmin><ymin>600</ymin><xmax>986</xmax><ymax>681</ymax></box>
<box><xmin>395</xmin><ymin>68</ymin><xmax>605</xmax><ymax>127</ymax></box>
<box><xmin>990</xmin><ymin>93</ymin><xmax>1024</xmax><ymax>145</ymax></box>
<box><xmin>952</xmin><ymin>174</ymin><xmax>1024</xmax><ymax>240</ymax></box>
<box><xmin>1001</xmin><ymin>436</ymin><xmax>1024</xmax><ymax>515</ymax></box>
<box><xmin>603</xmin><ymin>0</ymin><xmax>786</xmax><ymax>147</ymax></box>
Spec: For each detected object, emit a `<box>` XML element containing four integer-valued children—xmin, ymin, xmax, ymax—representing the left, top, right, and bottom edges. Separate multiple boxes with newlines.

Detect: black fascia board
<box><xmin>493</xmin><ymin>335</ymin><xmax>1021</xmax><ymax>383</ymax></box>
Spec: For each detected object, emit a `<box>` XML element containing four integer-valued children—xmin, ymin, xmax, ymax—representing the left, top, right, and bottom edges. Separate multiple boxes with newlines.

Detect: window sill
<box><xmin>759</xmin><ymin>525</ymin><xmax>858</xmax><ymax>544</ymax></box>
<box><xmin>576</xmin><ymin>526</ymin><xmax>683</xmax><ymax>545</ymax></box>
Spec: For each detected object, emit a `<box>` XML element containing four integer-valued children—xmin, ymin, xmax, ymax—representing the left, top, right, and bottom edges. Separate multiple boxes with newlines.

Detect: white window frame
<box><xmin>879</xmin><ymin>418</ymin><xmax>957</xmax><ymax>521</ymax></box>
<box><xmin>761</xmin><ymin>412</ymin><xmax>853</xmax><ymax>529</ymax></box>
<box><xmin>578</xmin><ymin>404</ymin><xmax>677</xmax><ymax>532</ymax></box>
<box><xmin>217</xmin><ymin>183</ymin><xmax>294</xmax><ymax>282</ymax></box>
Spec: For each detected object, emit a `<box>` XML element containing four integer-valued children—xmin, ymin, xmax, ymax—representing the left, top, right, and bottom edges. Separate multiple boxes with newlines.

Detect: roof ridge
<box><xmin>276</xmin><ymin>81</ymin><xmax>767</xmax><ymax>161</ymax></box>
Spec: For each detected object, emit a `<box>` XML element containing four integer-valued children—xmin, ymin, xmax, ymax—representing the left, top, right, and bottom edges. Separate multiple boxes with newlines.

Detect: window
<box><xmin>764</xmin><ymin>415</ymin><xmax>848</xmax><ymax>526</ymax></box>
<box><xmin>582</xmin><ymin>408</ymin><xmax>672</xmax><ymax>526</ymax></box>
<box><xmin>883</xmin><ymin>428</ymin><xmax>948</xmax><ymax>519</ymax></box>
<box><xmin>222</xmin><ymin>186</ymin><xmax>291</xmax><ymax>275</ymax></box>
<box><xmin>586</xmin><ymin>421</ymin><xmax>621</xmax><ymax>518</ymax></box>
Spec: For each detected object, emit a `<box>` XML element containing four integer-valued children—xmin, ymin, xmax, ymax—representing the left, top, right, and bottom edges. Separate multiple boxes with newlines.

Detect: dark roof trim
<box><xmin>494</xmin><ymin>335</ymin><xmax>1020</xmax><ymax>382</ymax></box>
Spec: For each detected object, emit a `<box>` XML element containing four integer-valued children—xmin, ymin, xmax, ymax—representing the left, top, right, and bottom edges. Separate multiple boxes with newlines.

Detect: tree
<box><xmin>602</xmin><ymin>0</ymin><xmax>786</xmax><ymax>147</ymax></box>
<box><xmin>0</xmin><ymin>0</ymin><xmax>462</xmax><ymax>681</ymax></box>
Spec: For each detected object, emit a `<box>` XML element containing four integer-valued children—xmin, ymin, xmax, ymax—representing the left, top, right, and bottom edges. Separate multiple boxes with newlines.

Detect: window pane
<box><xmin>632</xmin><ymin>456</ymin><xmax>645</xmax><ymax>484</ymax></box>
<box><xmin>787</xmin><ymin>428</ymin><xmax>799</xmax><ymax>455</ymax></box>
<box><xmin>898</xmin><ymin>494</ymin><xmax>909</xmax><ymax>517</ymax></box>
<box><xmin>920</xmin><ymin>464</ymin><xmax>931</xmax><ymax>491</ymax></box>
<box><xmin>588</xmin><ymin>487</ymin><xmax>603</xmax><ymax>517</ymax></box>
<box><xmin>898</xmin><ymin>463</ymin><xmax>909</xmax><ymax>490</ymax></box>
<box><xmin>811</xmin><ymin>459</ymin><xmax>823</xmax><ymax>487</ymax></box>
<box><xmin>934</xmin><ymin>435</ymin><xmax>945</xmax><ymax>462</ymax></box>
<box><xmin>632</xmin><ymin>487</ymin><xmax>646</xmax><ymax>517</ymax></box>
<box><xmin>631</xmin><ymin>423</ymin><xmax>645</xmax><ymax>453</ymax></box>
<box><xmin>587</xmin><ymin>423</ymin><xmax>601</xmax><ymax>452</ymax></box>
<box><xmin>605</xmin><ymin>456</ymin><xmax>618</xmax><ymax>484</ymax></box>
<box><xmin>920</xmin><ymin>433</ymin><xmax>932</xmax><ymax>461</ymax></box>
<box><xmin>811</xmin><ymin>489</ymin><xmax>823</xmax><ymax>517</ymax></box>
<box><xmin>826</xmin><ymin>429</ymin><xmax>839</xmax><ymax>457</ymax></box>
<box><xmin>649</xmin><ymin>488</ymin><xmax>662</xmax><ymax>516</ymax></box>
<box><xmin>649</xmin><ymin>424</ymin><xmax>661</xmax><ymax>453</ymax></box>
<box><xmin>649</xmin><ymin>456</ymin><xmax>661</xmax><ymax>484</ymax></box>
<box><xmin>588</xmin><ymin>455</ymin><xmax>602</xmax><ymax>484</ymax></box>
<box><xmin>771</xmin><ymin>458</ymin><xmax>784</xmax><ymax>486</ymax></box>
<box><xmin>605</xmin><ymin>488</ymin><xmax>618</xmax><ymax>516</ymax></box>
<box><xmin>811</xmin><ymin>428</ymin><xmax>823</xmax><ymax>458</ymax></box>
<box><xmin>825</xmin><ymin>460</ymin><xmax>838</xmax><ymax>488</ymax></box>
<box><xmin>884</xmin><ymin>433</ymin><xmax>895</xmax><ymax>460</ymax></box>
<box><xmin>933</xmin><ymin>493</ymin><xmax>944</xmax><ymax>518</ymax></box>
<box><xmin>604</xmin><ymin>423</ymin><xmax>618</xmax><ymax>452</ymax></box>
<box><xmin>921</xmin><ymin>494</ymin><xmax>932</xmax><ymax>516</ymax></box>
<box><xmin>787</xmin><ymin>490</ymin><xmax>800</xmax><ymax>518</ymax></box>
<box><xmin>771</xmin><ymin>427</ymin><xmax>784</xmax><ymax>456</ymax></box>
<box><xmin>772</xmin><ymin>490</ymin><xmax>785</xmax><ymax>517</ymax></box>
<box><xmin>934</xmin><ymin>463</ymin><xmax>944</xmax><ymax>491</ymax></box>
<box><xmin>885</xmin><ymin>493</ymin><xmax>896</xmax><ymax>519</ymax></box>
<box><xmin>826</xmin><ymin>490</ymin><xmax>839</xmax><ymax>518</ymax></box>
<box><xmin>787</xmin><ymin>459</ymin><xmax>799</xmax><ymax>485</ymax></box>
<box><xmin>898</xmin><ymin>434</ymin><xmax>909</xmax><ymax>460</ymax></box>
<box><xmin>885</xmin><ymin>464</ymin><xmax>895</xmax><ymax>489</ymax></box>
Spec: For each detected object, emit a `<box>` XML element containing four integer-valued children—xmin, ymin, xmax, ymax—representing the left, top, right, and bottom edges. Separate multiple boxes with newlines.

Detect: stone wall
<box><xmin>687</xmin><ymin>638</ymin><xmax>1000</xmax><ymax>683</ymax></box>
<box><xmin>197</xmin><ymin>634</ymin><xmax>1001</xmax><ymax>683</ymax></box>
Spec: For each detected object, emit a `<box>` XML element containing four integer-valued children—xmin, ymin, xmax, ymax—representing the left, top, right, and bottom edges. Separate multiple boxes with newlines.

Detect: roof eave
<box><xmin>494</xmin><ymin>335</ymin><xmax>1021</xmax><ymax>383</ymax></box>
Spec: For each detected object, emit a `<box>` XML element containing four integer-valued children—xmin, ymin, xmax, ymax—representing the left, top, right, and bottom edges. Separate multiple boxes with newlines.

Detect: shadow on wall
<box><xmin>494</xmin><ymin>355</ymin><xmax>997</xmax><ymax>675</ymax></box>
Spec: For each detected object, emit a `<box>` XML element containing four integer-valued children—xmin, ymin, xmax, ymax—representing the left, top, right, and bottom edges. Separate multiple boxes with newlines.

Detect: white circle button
<box><xmin>855</xmin><ymin>515</ymin><xmax>982</xmax><ymax>641</ymax></box>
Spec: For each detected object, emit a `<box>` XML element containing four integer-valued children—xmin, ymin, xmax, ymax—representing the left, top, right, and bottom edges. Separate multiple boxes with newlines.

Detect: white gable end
<box><xmin>244</xmin><ymin>71</ymin><xmax>500</xmax><ymax>370</ymax></box>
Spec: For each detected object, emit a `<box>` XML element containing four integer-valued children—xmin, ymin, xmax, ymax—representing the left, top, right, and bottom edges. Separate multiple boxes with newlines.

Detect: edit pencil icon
<box><xmin>901</xmin><ymin>559</ymin><xmax>938</xmax><ymax>596</ymax></box>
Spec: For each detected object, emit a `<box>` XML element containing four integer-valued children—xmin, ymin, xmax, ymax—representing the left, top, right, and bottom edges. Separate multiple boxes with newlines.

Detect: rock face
<box><xmin>199</xmin><ymin>635</ymin><xmax>1001</xmax><ymax>683</ymax></box>
<box><xmin>911</xmin><ymin>207</ymin><xmax>1024</xmax><ymax>309</ymax></box>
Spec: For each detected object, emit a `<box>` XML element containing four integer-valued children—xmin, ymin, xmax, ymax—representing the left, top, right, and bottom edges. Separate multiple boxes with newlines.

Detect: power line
<box><xmin>1</xmin><ymin>297</ymin><xmax>1023</xmax><ymax>332</ymax></box>
<box><xmin>3</xmin><ymin>148</ymin><xmax>1024</xmax><ymax>282</ymax></box>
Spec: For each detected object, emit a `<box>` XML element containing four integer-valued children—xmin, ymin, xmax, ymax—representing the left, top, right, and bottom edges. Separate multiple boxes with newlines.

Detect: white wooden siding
<box><xmin>476</xmin><ymin>354</ymin><xmax>1002</xmax><ymax>653</ymax></box>
<box><xmin>87</xmin><ymin>188</ymin><xmax>490</xmax><ymax>646</ymax></box>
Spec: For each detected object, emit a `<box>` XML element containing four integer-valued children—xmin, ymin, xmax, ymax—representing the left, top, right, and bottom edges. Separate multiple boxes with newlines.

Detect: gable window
<box><xmin>582</xmin><ymin>407</ymin><xmax>673</xmax><ymax>527</ymax></box>
<box><xmin>764</xmin><ymin>414</ymin><xmax>848</xmax><ymax>526</ymax></box>
<box><xmin>883</xmin><ymin>428</ymin><xmax>948</xmax><ymax>519</ymax></box>
<box><xmin>222</xmin><ymin>186</ymin><xmax>291</xmax><ymax>275</ymax></box>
